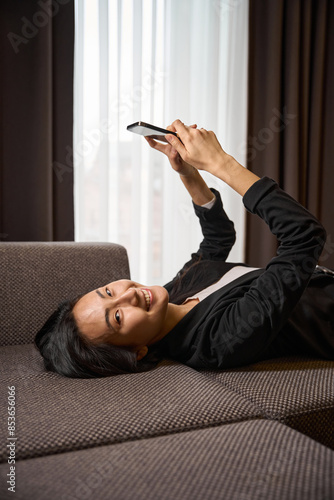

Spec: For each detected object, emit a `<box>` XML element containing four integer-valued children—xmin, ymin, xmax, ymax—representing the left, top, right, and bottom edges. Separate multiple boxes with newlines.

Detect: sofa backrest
<box><xmin>0</xmin><ymin>242</ymin><xmax>130</xmax><ymax>346</ymax></box>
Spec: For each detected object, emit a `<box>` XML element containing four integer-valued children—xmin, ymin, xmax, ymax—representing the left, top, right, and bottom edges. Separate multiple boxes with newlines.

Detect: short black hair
<box><xmin>34</xmin><ymin>296</ymin><xmax>163</xmax><ymax>378</ymax></box>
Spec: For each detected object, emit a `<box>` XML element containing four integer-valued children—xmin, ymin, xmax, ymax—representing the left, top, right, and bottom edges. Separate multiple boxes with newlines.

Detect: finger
<box><xmin>165</xmin><ymin>133</ymin><xmax>187</xmax><ymax>156</ymax></box>
<box><xmin>166</xmin><ymin>123</ymin><xmax>197</xmax><ymax>133</ymax></box>
<box><xmin>171</xmin><ymin>119</ymin><xmax>191</xmax><ymax>142</ymax></box>
<box><xmin>167</xmin><ymin>122</ymin><xmax>196</xmax><ymax>137</ymax></box>
<box><xmin>145</xmin><ymin>136</ymin><xmax>157</xmax><ymax>146</ymax></box>
<box><xmin>145</xmin><ymin>136</ymin><xmax>168</xmax><ymax>153</ymax></box>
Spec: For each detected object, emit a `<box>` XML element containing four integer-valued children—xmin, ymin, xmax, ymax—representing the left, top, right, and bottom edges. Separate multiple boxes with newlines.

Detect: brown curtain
<box><xmin>246</xmin><ymin>0</ymin><xmax>334</xmax><ymax>269</ymax></box>
<box><xmin>0</xmin><ymin>0</ymin><xmax>74</xmax><ymax>241</ymax></box>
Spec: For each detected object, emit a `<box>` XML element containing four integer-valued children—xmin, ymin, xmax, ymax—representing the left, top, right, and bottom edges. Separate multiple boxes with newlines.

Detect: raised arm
<box><xmin>164</xmin><ymin>120</ymin><xmax>327</xmax><ymax>368</ymax></box>
<box><xmin>145</xmin><ymin>125</ymin><xmax>236</xmax><ymax>263</ymax></box>
<box><xmin>199</xmin><ymin>178</ymin><xmax>326</xmax><ymax>368</ymax></box>
<box><xmin>165</xmin><ymin>120</ymin><xmax>261</xmax><ymax>196</ymax></box>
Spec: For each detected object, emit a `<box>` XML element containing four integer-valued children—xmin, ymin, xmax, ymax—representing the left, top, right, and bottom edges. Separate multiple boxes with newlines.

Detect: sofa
<box><xmin>0</xmin><ymin>242</ymin><xmax>333</xmax><ymax>500</ymax></box>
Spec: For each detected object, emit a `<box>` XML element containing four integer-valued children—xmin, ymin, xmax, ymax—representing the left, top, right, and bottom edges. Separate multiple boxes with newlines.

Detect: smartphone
<box><xmin>127</xmin><ymin>121</ymin><xmax>178</xmax><ymax>143</ymax></box>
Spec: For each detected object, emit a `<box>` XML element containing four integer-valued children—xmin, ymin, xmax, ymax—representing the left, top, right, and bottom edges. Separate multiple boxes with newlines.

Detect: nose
<box><xmin>116</xmin><ymin>287</ymin><xmax>139</xmax><ymax>307</ymax></box>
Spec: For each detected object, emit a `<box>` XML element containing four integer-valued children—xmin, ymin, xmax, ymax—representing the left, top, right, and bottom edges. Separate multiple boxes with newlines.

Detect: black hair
<box><xmin>34</xmin><ymin>296</ymin><xmax>163</xmax><ymax>378</ymax></box>
<box><xmin>34</xmin><ymin>257</ymin><xmax>207</xmax><ymax>378</ymax></box>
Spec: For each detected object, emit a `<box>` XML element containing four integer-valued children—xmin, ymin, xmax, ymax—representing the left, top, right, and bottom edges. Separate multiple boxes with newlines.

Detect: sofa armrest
<box><xmin>0</xmin><ymin>242</ymin><xmax>130</xmax><ymax>346</ymax></box>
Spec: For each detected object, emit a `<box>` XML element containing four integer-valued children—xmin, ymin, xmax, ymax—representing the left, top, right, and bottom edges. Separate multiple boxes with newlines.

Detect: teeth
<box><xmin>142</xmin><ymin>289</ymin><xmax>151</xmax><ymax>310</ymax></box>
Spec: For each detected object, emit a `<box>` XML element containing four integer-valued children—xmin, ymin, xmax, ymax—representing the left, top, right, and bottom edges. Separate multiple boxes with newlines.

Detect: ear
<box><xmin>136</xmin><ymin>346</ymin><xmax>148</xmax><ymax>361</ymax></box>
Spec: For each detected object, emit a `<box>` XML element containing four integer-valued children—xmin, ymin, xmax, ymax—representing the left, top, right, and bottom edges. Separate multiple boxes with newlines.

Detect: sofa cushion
<box><xmin>200</xmin><ymin>356</ymin><xmax>334</xmax><ymax>449</ymax></box>
<box><xmin>0</xmin><ymin>344</ymin><xmax>263</xmax><ymax>462</ymax></box>
<box><xmin>0</xmin><ymin>242</ymin><xmax>130</xmax><ymax>346</ymax></box>
<box><xmin>1</xmin><ymin>420</ymin><xmax>333</xmax><ymax>500</ymax></box>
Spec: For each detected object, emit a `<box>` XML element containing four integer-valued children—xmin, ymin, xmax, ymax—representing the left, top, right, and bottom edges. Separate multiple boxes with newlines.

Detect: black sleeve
<box><xmin>164</xmin><ymin>188</ymin><xmax>236</xmax><ymax>290</ymax></box>
<box><xmin>193</xmin><ymin>177</ymin><xmax>327</xmax><ymax>368</ymax></box>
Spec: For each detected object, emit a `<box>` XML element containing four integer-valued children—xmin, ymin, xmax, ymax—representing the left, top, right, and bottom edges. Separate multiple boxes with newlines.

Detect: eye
<box><xmin>106</xmin><ymin>288</ymin><xmax>112</xmax><ymax>297</ymax></box>
<box><xmin>115</xmin><ymin>310</ymin><xmax>121</xmax><ymax>325</ymax></box>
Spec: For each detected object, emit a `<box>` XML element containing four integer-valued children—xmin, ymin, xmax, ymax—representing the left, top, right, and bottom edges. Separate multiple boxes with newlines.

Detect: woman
<box><xmin>35</xmin><ymin>120</ymin><xmax>334</xmax><ymax>378</ymax></box>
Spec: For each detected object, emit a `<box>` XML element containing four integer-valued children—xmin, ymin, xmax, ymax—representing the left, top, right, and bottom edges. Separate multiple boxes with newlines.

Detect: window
<box><xmin>74</xmin><ymin>0</ymin><xmax>249</xmax><ymax>284</ymax></box>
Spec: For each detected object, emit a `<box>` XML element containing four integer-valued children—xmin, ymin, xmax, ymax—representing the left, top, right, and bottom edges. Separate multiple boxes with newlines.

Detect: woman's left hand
<box><xmin>145</xmin><ymin>124</ymin><xmax>197</xmax><ymax>177</ymax></box>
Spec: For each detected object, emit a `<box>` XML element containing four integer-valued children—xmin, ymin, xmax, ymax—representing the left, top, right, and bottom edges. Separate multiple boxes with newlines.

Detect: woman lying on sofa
<box><xmin>35</xmin><ymin>120</ymin><xmax>334</xmax><ymax>378</ymax></box>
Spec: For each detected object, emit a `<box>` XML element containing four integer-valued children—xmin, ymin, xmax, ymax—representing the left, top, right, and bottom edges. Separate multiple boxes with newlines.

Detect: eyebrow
<box><xmin>95</xmin><ymin>290</ymin><xmax>115</xmax><ymax>332</ymax></box>
<box><xmin>105</xmin><ymin>307</ymin><xmax>115</xmax><ymax>331</ymax></box>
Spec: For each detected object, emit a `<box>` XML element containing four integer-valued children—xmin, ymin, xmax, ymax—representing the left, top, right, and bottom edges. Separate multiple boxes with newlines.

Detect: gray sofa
<box><xmin>0</xmin><ymin>242</ymin><xmax>333</xmax><ymax>500</ymax></box>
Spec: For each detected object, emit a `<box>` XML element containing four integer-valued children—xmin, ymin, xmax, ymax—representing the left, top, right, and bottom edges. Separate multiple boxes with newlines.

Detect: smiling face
<box><xmin>72</xmin><ymin>280</ymin><xmax>170</xmax><ymax>360</ymax></box>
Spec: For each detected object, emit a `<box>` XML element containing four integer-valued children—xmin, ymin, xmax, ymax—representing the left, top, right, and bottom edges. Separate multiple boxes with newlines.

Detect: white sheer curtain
<box><xmin>74</xmin><ymin>0</ymin><xmax>249</xmax><ymax>285</ymax></box>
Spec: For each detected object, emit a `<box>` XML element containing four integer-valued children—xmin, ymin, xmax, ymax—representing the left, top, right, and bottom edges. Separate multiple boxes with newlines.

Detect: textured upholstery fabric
<box><xmin>0</xmin><ymin>345</ymin><xmax>263</xmax><ymax>463</ymax></box>
<box><xmin>1</xmin><ymin>243</ymin><xmax>333</xmax><ymax>499</ymax></box>
<box><xmin>0</xmin><ymin>243</ymin><xmax>130</xmax><ymax>346</ymax></box>
<box><xmin>201</xmin><ymin>356</ymin><xmax>334</xmax><ymax>449</ymax></box>
<box><xmin>1</xmin><ymin>420</ymin><xmax>333</xmax><ymax>500</ymax></box>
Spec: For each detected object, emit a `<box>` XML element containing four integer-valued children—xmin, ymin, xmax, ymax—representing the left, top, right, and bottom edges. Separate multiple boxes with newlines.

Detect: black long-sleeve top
<box><xmin>154</xmin><ymin>177</ymin><xmax>327</xmax><ymax>369</ymax></box>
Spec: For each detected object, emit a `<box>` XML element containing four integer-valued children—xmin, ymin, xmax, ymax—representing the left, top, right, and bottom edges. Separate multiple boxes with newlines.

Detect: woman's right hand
<box><xmin>165</xmin><ymin>120</ymin><xmax>229</xmax><ymax>175</ymax></box>
<box><xmin>144</xmin><ymin>124</ymin><xmax>197</xmax><ymax>177</ymax></box>
<box><xmin>166</xmin><ymin>120</ymin><xmax>261</xmax><ymax>197</ymax></box>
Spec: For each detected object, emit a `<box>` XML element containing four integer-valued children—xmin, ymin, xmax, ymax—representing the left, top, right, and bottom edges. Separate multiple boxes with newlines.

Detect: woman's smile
<box><xmin>72</xmin><ymin>280</ymin><xmax>170</xmax><ymax>351</ymax></box>
<box><xmin>141</xmin><ymin>288</ymin><xmax>153</xmax><ymax>310</ymax></box>
<box><xmin>72</xmin><ymin>279</ymin><xmax>196</xmax><ymax>361</ymax></box>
